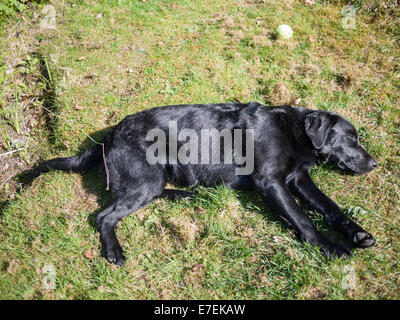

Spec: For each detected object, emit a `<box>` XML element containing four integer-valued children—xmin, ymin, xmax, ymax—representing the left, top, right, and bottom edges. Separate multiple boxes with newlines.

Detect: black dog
<box><xmin>33</xmin><ymin>102</ymin><xmax>377</xmax><ymax>265</ymax></box>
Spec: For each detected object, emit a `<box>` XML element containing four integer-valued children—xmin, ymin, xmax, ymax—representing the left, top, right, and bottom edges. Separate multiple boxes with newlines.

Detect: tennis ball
<box><xmin>276</xmin><ymin>24</ymin><xmax>293</xmax><ymax>40</ymax></box>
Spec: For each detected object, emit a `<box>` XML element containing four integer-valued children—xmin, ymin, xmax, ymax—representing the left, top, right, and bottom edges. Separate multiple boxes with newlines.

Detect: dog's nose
<box><xmin>369</xmin><ymin>159</ymin><xmax>378</xmax><ymax>169</ymax></box>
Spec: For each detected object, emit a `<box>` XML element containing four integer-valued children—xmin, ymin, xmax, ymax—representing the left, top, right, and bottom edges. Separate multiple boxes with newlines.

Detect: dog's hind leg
<box><xmin>96</xmin><ymin>183</ymin><xmax>164</xmax><ymax>266</ymax></box>
<box><xmin>96</xmin><ymin>156</ymin><xmax>166</xmax><ymax>265</ymax></box>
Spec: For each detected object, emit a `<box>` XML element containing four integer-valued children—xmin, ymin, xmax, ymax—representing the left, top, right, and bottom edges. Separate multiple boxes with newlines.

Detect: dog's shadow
<box><xmin>13</xmin><ymin>127</ymin><xmax>115</xmax><ymax>228</ymax></box>
<box><xmin>81</xmin><ymin>167</ymin><xmax>113</xmax><ymax>228</ymax></box>
<box><xmin>232</xmin><ymin>187</ymin><xmax>355</xmax><ymax>250</ymax></box>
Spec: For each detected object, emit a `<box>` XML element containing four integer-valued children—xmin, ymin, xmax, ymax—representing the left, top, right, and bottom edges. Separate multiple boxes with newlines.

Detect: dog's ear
<box><xmin>304</xmin><ymin>111</ymin><xmax>336</xmax><ymax>149</ymax></box>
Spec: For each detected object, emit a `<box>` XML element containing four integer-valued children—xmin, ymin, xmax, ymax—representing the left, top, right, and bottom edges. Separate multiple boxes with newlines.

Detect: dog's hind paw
<box><xmin>106</xmin><ymin>249</ymin><xmax>126</xmax><ymax>266</ymax></box>
<box><xmin>352</xmin><ymin>231</ymin><xmax>376</xmax><ymax>248</ymax></box>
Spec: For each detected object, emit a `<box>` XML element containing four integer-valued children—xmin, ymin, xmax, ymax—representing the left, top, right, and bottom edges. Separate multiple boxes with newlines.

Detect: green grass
<box><xmin>0</xmin><ymin>0</ymin><xmax>399</xmax><ymax>299</ymax></box>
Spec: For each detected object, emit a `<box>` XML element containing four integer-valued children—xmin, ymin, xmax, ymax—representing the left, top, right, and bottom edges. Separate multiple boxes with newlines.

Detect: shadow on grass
<box><xmin>232</xmin><ymin>185</ymin><xmax>356</xmax><ymax>252</ymax></box>
<box><xmin>1</xmin><ymin>54</ymin><xmax>60</xmax><ymax>218</ymax></box>
<box><xmin>5</xmin><ymin>127</ymin><xmax>115</xmax><ymax>224</ymax></box>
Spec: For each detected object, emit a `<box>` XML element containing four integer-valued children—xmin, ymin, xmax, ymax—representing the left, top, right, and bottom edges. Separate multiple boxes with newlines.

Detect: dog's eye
<box><xmin>349</xmin><ymin>133</ymin><xmax>357</xmax><ymax>140</ymax></box>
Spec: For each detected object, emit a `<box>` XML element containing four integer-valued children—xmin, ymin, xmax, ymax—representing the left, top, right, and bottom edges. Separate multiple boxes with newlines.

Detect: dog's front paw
<box><xmin>321</xmin><ymin>241</ymin><xmax>352</xmax><ymax>259</ymax></box>
<box><xmin>105</xmin><ymin>247</ymin><xmax>125</xmax><ymax>266</ymax></box>
<box><xmin>352</xmin><ymin>231</ymin><xmax>376</xmax><ymax>248</ymax></box>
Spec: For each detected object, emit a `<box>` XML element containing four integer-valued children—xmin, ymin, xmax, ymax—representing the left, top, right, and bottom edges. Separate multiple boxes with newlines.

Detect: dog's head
<box><xmin>304</xmin><ymin>110</ymin><xmax>377</xmax><ymax>174</ymax></box>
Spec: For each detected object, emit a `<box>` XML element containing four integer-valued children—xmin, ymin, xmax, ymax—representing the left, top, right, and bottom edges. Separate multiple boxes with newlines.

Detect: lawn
<box><xmin>0</xmin><ymin>0</ymin><xmax>399</xmax><ymax>299</ymax></box>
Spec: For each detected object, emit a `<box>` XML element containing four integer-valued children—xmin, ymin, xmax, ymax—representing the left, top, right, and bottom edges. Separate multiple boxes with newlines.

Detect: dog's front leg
<box><xmin>290</xmin><ymin>170</ymin><xmax>376</xmax><ymax>248</ymax></box>
<box><xmin>254</xmin><ymin>179</ymin><xmax>351</xmax><ymax>258</ymax></box>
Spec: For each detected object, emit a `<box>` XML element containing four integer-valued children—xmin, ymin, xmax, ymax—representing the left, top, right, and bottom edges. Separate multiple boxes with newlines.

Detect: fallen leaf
<box><xmin>304</xmin><ymin>0</ymin><xmax>315</xmax><ymax>6</ymax></box>
<box><xmin>74</xmin><ymin>104</ymin><xmax>84</xmax><ymax>110</ymax></box>
<box><xmin>84</xmin><ymin>249</ymin><xmax>94</xmax><ymax>259</ymax></box>
<box><xmin>191</xmin><ymin>264</ymin><xmax>205</xmax><ymax>272</ymax></box>
<box><xmin>78</xmin><ymin>56</ymin><xmax>86</xmax><ymax>61</ymax></box>
<box><xmin>290</xmin><ymin>97</ymin><xmax>301</xmax><ymax>106</ymax></box>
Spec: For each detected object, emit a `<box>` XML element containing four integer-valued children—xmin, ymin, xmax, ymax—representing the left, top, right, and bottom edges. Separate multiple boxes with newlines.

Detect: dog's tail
<box><xmin>35</xmin><ymin>144</ymin><xmax>103</xmax><ymax>174</ymax></box>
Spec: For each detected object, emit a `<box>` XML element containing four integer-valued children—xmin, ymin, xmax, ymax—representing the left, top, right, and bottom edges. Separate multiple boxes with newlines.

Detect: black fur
<box><xmin>33</xmin><ymin>103</ymin><xmax>377</xmax><ymax>265</ymax></box>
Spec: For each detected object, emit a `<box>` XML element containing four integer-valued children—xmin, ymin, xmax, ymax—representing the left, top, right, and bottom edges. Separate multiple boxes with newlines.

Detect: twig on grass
<box><xmin>0</xmin><ymin>148</ymin><xmax>25</xmax><ymax>158</ymax></box>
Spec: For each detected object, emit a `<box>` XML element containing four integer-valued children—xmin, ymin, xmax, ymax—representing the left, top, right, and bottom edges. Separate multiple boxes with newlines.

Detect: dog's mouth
<box><xmin>338</xmin><ymin>161</ymin><xmax>359</xmax><ymax>174</ymax></box>
<box><xmin>337</xmin><ymin>161</ymin><xmax>370</xmax><ymax>175</ymax></box>
<box><xmin>337</xmin><ymin>161</ymin><xmax>347</xmax><ymax>170</ymax></box>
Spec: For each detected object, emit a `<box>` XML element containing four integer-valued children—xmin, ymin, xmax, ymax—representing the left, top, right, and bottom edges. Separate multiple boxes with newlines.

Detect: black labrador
<box><xmin>33</xmin><ymin>102</ymin><xmax>377</xmax><ymax>265</ymax></box>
